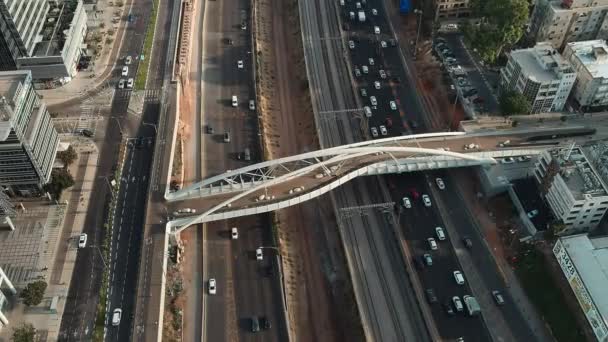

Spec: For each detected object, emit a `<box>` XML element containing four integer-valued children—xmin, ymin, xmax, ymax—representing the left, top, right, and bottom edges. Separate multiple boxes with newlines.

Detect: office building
<box><xmin>562</xmin><ymin>40</ymin><xmax>608</xmax><ymax>109</ymax></box>
<box><xmin>553</xmin><ymin>234</ymin><xmax>608</xmax><ymax>341</ymax></box>
<box><xmin>534</xmin><ymin>145</ymin><xmax>608</xmax><ymax>235</ymax></box>
<box><xmin>0</xmin><ymin>0</ymin><xmax>88</xmax><ymax>81</ymax></box>
<box><xmin>529</xmin><ymin>0</ymin><xmax>608</xmax><ymax>50</ymax></box>
<box><xmin>500</xmin><ymin>42</ymin><xmax>576</xmax><ymax>113</ymax></box>
<box><xmin>0</xmin><ymin>266</ymin><xmax>16</xmax><ymax>328</ymax></box>
<box><xmin>0</xmin><ymin>70</ymin><xmax>59</xmax><ymax>195</ymax></box>
<box><xmin>434</xmin><ymin>0</ymin><xmax>472</xmax><ymax>21</ymax></box>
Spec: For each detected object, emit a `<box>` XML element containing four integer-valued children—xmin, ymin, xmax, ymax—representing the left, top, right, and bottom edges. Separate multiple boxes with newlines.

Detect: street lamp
<box><xmin>143</xmin><ymin>122</ymin><xmax>157</xmax><ymax>134</ymax></box>
<box><xmin>89</xmin><ymin>245</ymin><xmax>108</xmax><ymax>269</ymax></box>
<box><xmin>111</xmin><ymin>116</ymin><xmax>124</xmax><ymax>136</ymax></box>
<box><xmin>413</xmin><ymin>9</ymin><xmax>423</xmax><ymax>58</ymax></box>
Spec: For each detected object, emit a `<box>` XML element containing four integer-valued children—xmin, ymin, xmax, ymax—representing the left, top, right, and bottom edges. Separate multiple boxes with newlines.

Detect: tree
<box><xmin>464</xmin><ymin>0</ymin><xmax>529</xmax><ymax>64</ymax></box>
<box><xmin>56</xmin><ymin>146</ymin><xmax>77</xmax><ymax>167</ymax></box>
<box><xmin>44</xmin><ymin>169</ymin><xmax>75</xmax><ymax>200</ymax></box>
<box><xmin>12</xmin><ymin>323</ymin><xmax>36</xmax><ymax>342</ymax></box>
<box><xmin>499</xmin><ymin>90</ymin><xmax>531</xmax><ymax>115</ymax></box>
<box><xmin>20</xmin><ymin>281</ymin><xmax>47</xmax><ymax>306</ymax></box>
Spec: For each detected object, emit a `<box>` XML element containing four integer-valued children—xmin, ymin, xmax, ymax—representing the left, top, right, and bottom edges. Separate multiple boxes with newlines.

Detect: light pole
<box><xmin>89</xmin><ymin>245</ymin><xmax>108</xmax><ymax>269</ymax></box>
<box><xmin>258</xmin><ymin>246</ymin><xmax>287</xmax><ymax>304</ymax></box>
<box><xmin>143</xmin><ymin>122</ymin><xmax>157</xmax><ymax>134</ymax></box>
<box><xmin>111</xmin><ymin>117</ymin><xmax>124</xmax><ymax>136</ymax></box>
<box><xmin>413</xmin><ymin>9</ymin><xmax>423</xmax><ymax>58</ymax></box>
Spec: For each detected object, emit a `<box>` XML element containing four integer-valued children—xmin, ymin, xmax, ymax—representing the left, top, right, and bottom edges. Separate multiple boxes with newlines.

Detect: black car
<box><xmin>81</xmin><ymin>129</ymin><xmax>93</xmax><ymax>137</ymax></box>
<box><xmin>251</xmin><ymin>316</ymin><xmax>260</xmax><ymax>333</ymax></box>
<box><xmin>444</xmin><ymin>301</ymin><xmax>455</xmax><ymax>315</ymax></box>
<box><xmin>425</xmin><ymin>289</ymin><xmax>437</xmax><ymax>303</ymax></box>
<box><xmin>260</xmin><ymin>316</ymin><xmax>271</xmax><ymax>330</ymax></box>
<box><xmin>206</xmin><ymin>125</ymin><xmax>214</xmax><ymax>134</ymax></box>
<box><xmin>462</xmin><ymin>236</ymin><xmax>473</xmax><ymax>249</ymax></box>
<box><xmin>408</xmin><ymin>120</ymin><xmax>418</xmax><ymax>129</ymax></box>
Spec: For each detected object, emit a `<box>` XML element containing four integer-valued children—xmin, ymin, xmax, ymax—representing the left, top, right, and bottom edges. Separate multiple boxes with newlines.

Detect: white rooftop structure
<box><xmin>563</xmin><ymin>40</ymin><xmax>608</xmax><ymax>108</ymax></box>
<box><xmin>553</xmin><ymin>234</ymin><xmax>608</xmax><ymax>341</ymax></box>
<box><xmin>511</xmin><ymin>43</ymin><xmax>574</xmax><ymax>83</ymax></box>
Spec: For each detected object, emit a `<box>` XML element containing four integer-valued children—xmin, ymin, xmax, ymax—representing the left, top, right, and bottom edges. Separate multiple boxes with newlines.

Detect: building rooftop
<box><xmin>553</xmin><ymin>145</ymin><xmax>608</xmax><ymax>199</ymax></box>
<box><xmin>511</xmin><ymin>43</ymin><xmax>574</xmax><ymax>83</ymax></box>
<box><xmin>558</xmin><ymin>234</ymin><xmax>608</xmax><ymax>332</ymax></box>
<box><xmin>566</xmin><ymin>40</ymin><xmax>608</xmax><ymax>79</ymax></box>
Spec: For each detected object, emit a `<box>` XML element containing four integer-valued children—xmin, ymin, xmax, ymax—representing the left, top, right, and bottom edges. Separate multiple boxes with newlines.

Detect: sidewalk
<box><xmin>39</xmin><ymin>0</ymin><xmax>133</xmax><ymax>109</ymax></box>
<box><xmin>450</xmin><ymin>168</ymin><xmax>554</xmax><ymax>342</ymax></box>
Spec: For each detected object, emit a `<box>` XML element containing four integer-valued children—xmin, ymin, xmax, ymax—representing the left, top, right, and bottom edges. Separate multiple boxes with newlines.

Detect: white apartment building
<box><xmin>434</xmin><ymin>0</ymin><xmax>472</xmax><ymax>21</ymax></box>
<box><xmin>562</xmin><ymin>40</ymin><xmax>608</xmax><ymax>109</ymax></box>
<box><xmin>529</xmin><ymin>0</ymin><xmax>608</xmax><ymax>50</ymax></box>
<box><xmin>0</xmin><ymin>266</ymin><xmax>16</xmax><ymax>329</ymax></box>
<box><xmin>534</xmin><ymin>145</ymin><xmax>608</xmax><ymax>235</ymax></box>
<box><xmin>500</xmin><ymin>42</ymin><xmax>576</xmax><ymax>113</ymax></box>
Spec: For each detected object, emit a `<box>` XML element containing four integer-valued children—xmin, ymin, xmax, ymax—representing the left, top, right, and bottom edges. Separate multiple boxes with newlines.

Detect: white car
<box><xmin>231</xmin><ymin>227</ymin><xmax>239</xmax><ymax>239</ymax></box>
<box><xmin>452</xmin><ymin>296</ymin><xmax>464</xmax><ymax>311</ymax></box>
<box><xmin>125</xmin><ymin>56</ymin><xmax>132</xmax><ymax>65</ymax></box>
<box><xmin>370</xmin><ymin>96</ymin><xmax>377</xmax><ymax>106</ymax></box>
<box><xmin>402</xmin><ymin>197</ymin><xmax>411</xmax><ymax>208</ymax></box>
<box><xmin>118</xmin><ymin>79</ymin><xmax>126</xmax><ymax>89</ymax></box>
<box><xmin>374</xmin><ymin>26</ymin><xmax>380</xmax><ymax>34</ymax></box>
<box><xmin>112</xmin><ymin>308</ymin><xmax>122</xmax><ymax>326</ymax></box>
<box><xmin>372</xmin><ymin>8</ymin><xmax>378</xmax><ymax>15</ymax></box>
<box><xmin>436</xmin><ymin>177</ymin><xmax>445</xmax><ymax>190</ymax></box>
<box><xmin>453</xmin><ymin>270</ymin><xmax>465</xmax><ymax>285</ymax></box>
<box><xmin>435</xmin><ymin>227</ymin><xmax>446</xmax><ymax>241</ymax></box>
<box><xmin>427</xmin><ymin>238</ymin><xmax>438</xmax><ymax>250</ymax></box>
<box><xmin>501</xmin><ymin>157</ymin><xmax>515</xmax><ymax>164</ymax></box>
<box><xmin>369</xmin><ymin>58</ymin><xmax>375</xmax><ymax>65</ymax></box>
<box><xmin>389</xmin><ymin>101</ymin><xmax>397</xmax><ymax>110</ymax></box>
<box><xmin>121</xmin><ymin>66</ymin><xmax>129</xmax><ymax>76</ymax></box>
<box><xmin>232</xmin><ymin>95</ymin><xmax>238</xmax><ymax>107</ymax></box>
<box><xmin>249</xmin><ymin>100</ymin><xmax>255</xmax><ymax>110</ymax></box>
<box><xmin>354</xmin><ymin>68</ymin><xmax>361</xmax><ymax>77</ymax></box>
<box><xmin>422</xmin><ymin>194</ymin><xmax>432</xmax><ymax>207</ymax></box>
<box><xmin>380</xmin><ymin>40</ymin><xmax>387</xmax><ymax>48</ymax></box>
<box><xmin>78</xmin><ymin>233</ymin><xmax>87</xmax><ymax>248</ymax></box>
<box><xmin>371</xmin><ymin>127</ymin><xmax>379</xmax><ymax>138</ymax></box>
<box><xmin>362</xmin><ymin>65</ymin><xmax>369</xmax><ymax>74</ymax></box>
<box><xmin>127</xmin><ymin>78</ymin><xmax>134</xmax><ymax>88</ymax></box>
<box><xmin>208</xmin><ymin>278</ymin><xmax>217</xmax><ymax>295</ymax></box>
<box><xmin>237</xmin><ymin>60</ymin><xmax>244</xmax><ymax>69</ymax></box>
<box><xmin>374</xmin><ymin>81</ymin><xmax>381</xmax><ymax>89</ymax></box>
<box><xmin>349</xmin><ymin>40</ymin><xmax>355</xmax><ymax>49</ymax></box>
<box><xmin>379</xmin><ymin>125</ymin><xmax>387</xmax><ymax>136</ymax></box>
<box><xmin>379</xmin><ymin>69</ymin><xmax>386</xmax><ymax>79</ymax></box>
<box><xmin>256</xmin><ymin>248</ymin><xmax>263</xmax><ymax>261</ymax></box>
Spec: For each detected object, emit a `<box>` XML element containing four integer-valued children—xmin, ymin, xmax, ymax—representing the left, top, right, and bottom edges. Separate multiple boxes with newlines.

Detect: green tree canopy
<box><xmin>20</xmin><ymin>281</ymin><xmax>47</xmax><ymax>306</ymax></box>
<box><xmin>464</xmin><ymin>0</ymin><xmax>529</xmax><ymax>64</ymax></box>
<box><xmin>499</xmin><ymin>90</ymin><xmax>531</xmax><ymax>115</ymax></box>
<box><xmin>44</xmin><ymin>168</ymin><xmax>75</xmax><ymax>200</ymax></box>
<box><xmin>12</xmin><ymin>323</ymin><xmax>36</xmax><ymax>342</ymax></box>
<box><xmin>56</xmin><ymin>145</ymin><xmax>77</xmax><ymax>167</ymax></box>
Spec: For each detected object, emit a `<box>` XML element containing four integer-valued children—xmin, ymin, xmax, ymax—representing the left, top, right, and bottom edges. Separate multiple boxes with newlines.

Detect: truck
<box><xmin>463</xmin><ymin>295</ymin><xmax>481</xmax><ymax>316</ymax></box>
<box><xmin>358</xmin><ymin>10</ymin><xmax>366</xmax><ymax>22</ymax></box>
<box><xmin>399</xmin><ymin>0</ymin><xmax>410</xmax><ymax>14</ymax></box>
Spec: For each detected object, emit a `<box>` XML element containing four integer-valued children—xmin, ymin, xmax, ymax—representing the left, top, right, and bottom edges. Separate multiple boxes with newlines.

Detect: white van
<box><xmin>232</xmin><ymin>95</ymin><xmax>238</xmax><ymax>107</ymax></box>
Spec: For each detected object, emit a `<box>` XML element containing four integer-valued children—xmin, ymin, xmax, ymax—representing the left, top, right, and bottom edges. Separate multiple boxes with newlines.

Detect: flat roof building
<box><xmin>500</xmin><ymin>43</ymin><xmax>576</xmax><ymax>113</ymax></box>
<box><xmin>553</xmin><ymin>234</ymin><xmax>608</xmax><ymax>341</ymax></box>
<box><xmin>562</xmin><ymin>40</ymin><xmax>608</xmax><ymax>109</ymax></box>
<box><xmin>0</xmin><ymin>70</ymin><xmax>59</xmax><ymax>195</ymax></box>
<box><xmin>534</xmin><ymin>144</ymin><xmax>608</xmax><ymax>235</ymax></box>
<box><xmin>434</xmin><ymin>0</ymin><xmax>472</xmax><ymax>21</ymax></box>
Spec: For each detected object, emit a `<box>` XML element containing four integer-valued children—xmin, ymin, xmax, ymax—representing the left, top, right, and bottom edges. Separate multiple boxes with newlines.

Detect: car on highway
<box><xmin>256</xmin><ymin>248</ymin><xmax>263</xmax><ymax>261</ymax></box>
<box><xmin>356</xmin><ymin>1</ymin><xmax>361</xmax><ymax>8</ymax></box>
<box><xmin>385</xmin><ymin>117</ymin><xmax>392</xmax><ymax>128</ymax></box>
<box><xmin>112</xmin><ymin>308</ymin><xmax>122</xmax><ymax>326</ymax></box>
<box><xmin>527</xmin><ymin>209</ymin><xmax>539</xmax><ymax>218</ymax></box>
<box><xmin>402</xmin><ymin>197</ymin><xmax>411</xmax><ymax>208</ymax></box>
<box><xmin>125</xmin><ymin>56</ymin><xmax>132</xmax><ymax>65</ymax></box>
<box><xmin>379</xmin><ymin>69</ymin><xmax>386</xmax><ymax>79</ymax></box>
<box><xmin>444</xmin><ymin>301</ymin><xmax>455</xmax><ymax>315</ymax></box>
<box><xmin>224</xmin><ymin>38</ymin><xmax>233</xmax><ymax>45</ymax></box>
<box><xmin>354</xmin><ymin>67</ymin><xmax>361</xmax><ymax>77</ymax></box>
<box><xmin>374</xmin><ymin>26</ymin><xmax>380</xmax><ymax>34</ymax></box>
<box><xmin>127</xmin><ymin>78</ymin><xmax>134</xmax><ymax>88</ymax></box>
<box><xmin>360</xmin><ymin>88</ymin><xmax>367</xmax><ymax>97</ymax></box>
<box><xmin>462</xmin><ymin>236</ymin><xmax>473</xmax><ymax>249</ymax></box>
<box><xmin>78</xmin><ymin>233</ymin><xmax>87</xmax><ymax>248</ymax></box>
<box><xmin>231</xmin><ymin>227</ymin><xmax>239</xmax><ymax>239</ymax></box>
<box><xmin>427</xmin><ymin>238</ymin><xmax>438</xmax><ymax>250</ymax></box>
<box><xmin>362</xmin><ymin>65</ymin><xmax>369</xmax><ymax>74</ymax></box>
<box><xmin>368</xmin><ymin>58</ymin><xmax>375</xmax><ymax>65</ymax></box>
<box><xmin>237</xmin><ymin>60</ymin><xmax>244</xmax><ymax>69</ymax></box>
<box><xmin>380</xmin><ymin>40</ymin><xmax>387</xmax><ymax>48</ymax></box>
<box><xmin>349</xmin><ymin>40</ymin><xmax>355</xmax><ymax>49</ymax></box>
<box><xmin>425</xmin><ymin>288</ymin><xmax>437</xmax><ymax>303</ymax></box>
<box><xmin>501</xmin><ymin>157</ymin><xmax>515</xmax><ymax>164</ymax></box>
<box><xmin>260</xmin><ymin>316</ymin><xmax>271</xmax><ymax>330</ymax></box>
<box><xmin>118</xmin><ymin>79</ymin><xmax>126</xmax><ymax>89</ymax></box>
<box><xmin>249</xmin><ymin>100</ymin><xmax>255</xmax><ymax>110</ymax></box>
<box><xmin>389</xmin><ymin>100</ymin><xmax>397</xmax><ymax>110</ymax></box>
<box><xmin>436</xmin><ymin>177</ymin><xmax>445</xmax><ymax>190</ymax></box>
<box><xmin>370</xmin><ymin>96</ymin><xmax>377</xmax><ymax>106</ymax></box>
<box><xmin>423</xmin><ymin>253</ymin><xmax>433</xmax><ymax>266</ymax></box>
<box><xmin>251</xmin><ymin>316</ymin><xmax>260</xmax><ymax>332</ymax></box>
<box><xmin>223</xmin><ymin>132</ymin><xmax>231</xmax><ymax>143</ymax></box>
<box><xmin>364</xmin><ymin>106</ymin><xmax>372</xmax><ymax>117</ymax></box>
<box><xmin>208</xmin><ymin>278</ymin><xmax>217</xmax><ymax>295</ymax></box>
<box><xmin>241</xmin><ymin>21</ymin><xmax>247</xmax><ymax>30</ymax></box>
<box><xmin>452</xmin><ymin>296</ymin><xmax>464</xmax><ymax>312</ymax></box>
<box><xmin>374</xmin><ymin>81</ymin><xmax>381</xmax><ymax>89</ymax></box>
<box><xmin>121</xmin><ymin>66</ymin><xmax>129</xmax><ymax>76</ymax></box>
<box><xmin>372</xmin><ymin>8</ymin><xmax>378</xmax><ymax>15</ymax></box>
<box><xmin>422</xmin><ymin>194</ymin><xmax>432</xmax><ymax>207</ymax></box>
<box><xmin>492</xmin><ymin>290</ymin><xmax>505</xmax><ymax>305</ymax></box>
<box><xmin>206</xmin><ymin>125</ymin><xmax>214</xmax><ymax>134</ymax></box>
<box><xmin>232</xmin><ymin>95</ymin><xmax>238</xmax><ymax>107</ymax></box>
<box><xmin>379</xmin><ymin>125</ymin><xmax>387</xmax><ymax>136</ymax></box>
<box><xmin>453</xmin><ymin>270</ymin><xmax>465</xmax><ymax>285</ymax></box>
<box><xmin>435</xmin><ymin>227</ymin><xmax>446</xmax><ymax>241</ymax></box>
<box><xmin>370</xmin><ymin>127</ymin><xmax>378</xmax><ymax>138</ymax></box>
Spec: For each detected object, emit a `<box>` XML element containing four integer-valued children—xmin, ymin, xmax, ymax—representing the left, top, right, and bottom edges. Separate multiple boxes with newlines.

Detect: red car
<box><xmin>385</xmin><ymin>117</ymin><xmax>393</xmax><ymax>128</ymax></box>
<box><xmin>409</xmin><ymin>188</ymin><xmax>420</xmax><ymax>200</ymax></box>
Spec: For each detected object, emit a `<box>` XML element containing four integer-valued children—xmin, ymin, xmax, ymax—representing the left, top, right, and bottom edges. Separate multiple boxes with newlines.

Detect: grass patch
<box><xmin>135</xmin><ymin>0</ymin><xmax>160</xmax><ymax>90</ymax></box>
<box><xmin>514</xmin><ymin>247</ymin><xmax>586</xmax><ymax>342</ymax></box>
